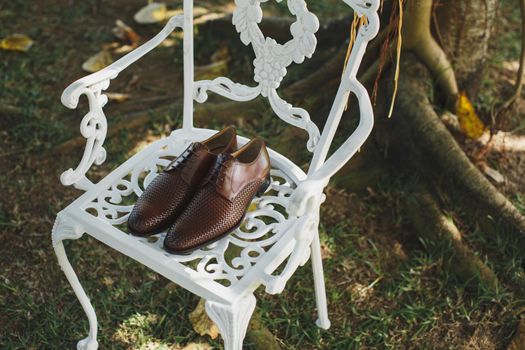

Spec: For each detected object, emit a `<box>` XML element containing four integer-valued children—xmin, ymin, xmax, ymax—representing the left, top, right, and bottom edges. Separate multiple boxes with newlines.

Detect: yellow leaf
<box><xmin>456</xmin><ymin>93</ymin><xmax>485</xmax><ymax>139</ymax></box>
<box><xmin>82</xmin><ymin>50</ymin><xmax>113</xmax><ymax>73</ymax></box>
<box><xmin>134</xmin><ymin>3</ymin><xmax>167</xmax><ymax>24</ymax></box>
<box><xmin>0</xmin><ymin>34</ymin><xmax>34</xmax><ymax>52</ymax></box>
<box><xmin>189</xmin><ymin>299</ymin><xmax>219</xmax><ymax>339</ymax></box>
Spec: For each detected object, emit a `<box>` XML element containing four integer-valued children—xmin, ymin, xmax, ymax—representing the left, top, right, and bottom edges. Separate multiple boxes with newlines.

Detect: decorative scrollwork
<box><xmin>79</xmin><ymin>137</ymin><xmax>315</xmax><ymax>290</ymax></box>
<box><xmin>194</xmin><ymin>77</ymin><xmax>261</xmax><ymax>103</ymax></box>
<box><xmin>194</xmin><ymin>0</ymin><xmax>321</xmax><ymax>152</ymax></box>
<box><xmin>343</xmin><ymin>0</ymin><xmax>381</xmax><ymax>39</ymax></box>
<box><xmin>268</xmin><ymin>89</ymin><xmax>320</xmax><ymax>151</ymax></box>
<box><xmin>60</xmin><ymin>15</ymin><xmax>184</xmax><ymax>190</ymax></box>
<box><xmin>60</xmin><ymin>82</ymin><xmax>110</xmax><ymax>189</ymax></box>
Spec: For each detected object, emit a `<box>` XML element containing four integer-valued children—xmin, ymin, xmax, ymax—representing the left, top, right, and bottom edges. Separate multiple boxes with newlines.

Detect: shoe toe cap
<box><xmin>164</xmin><ymin>235</ymin><xmax>190</xmax><ymax>253</ymax></box>
<box><xmin>164</xmin><ymin>226</ymin><xmax>200</xmax><ymax>253</ymax></box>
<box><xmin>127</xmin><ymin>204</ymin><xmax>165</xmax><ymax>236</ymax></box>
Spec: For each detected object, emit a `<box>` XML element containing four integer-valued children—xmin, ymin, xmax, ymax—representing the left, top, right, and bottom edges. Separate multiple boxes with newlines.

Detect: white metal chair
<box><xmin>52</xmin><ymin>1</ymin><xmax>380</xmax><ymax>349</ymax></box>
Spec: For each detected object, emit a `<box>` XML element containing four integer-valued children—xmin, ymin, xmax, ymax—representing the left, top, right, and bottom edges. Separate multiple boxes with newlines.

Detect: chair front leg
<box><xmin>310</xmin><ymin>230</ymin><xmax>331</xmax><ymax>330</ymax></box>
<box><xmin>52</xmin><ymin>214</ymin><xmax>98</xmax><ymax>350</ymax></box>
<box><xmin>205</xmin><ymin>294</ymin><xmax>256</xmax><ymax>350</ymax></box>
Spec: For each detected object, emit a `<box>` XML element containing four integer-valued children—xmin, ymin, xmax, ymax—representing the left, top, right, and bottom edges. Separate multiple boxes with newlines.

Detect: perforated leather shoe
<box><xmin>127</xmin><ymin>127</ymin><xmax>237</xmax><ymax>236</ymax></box>
<box><xmin>164</xmin><ymin>138</ymin><xmax>271</xmax><ymax>254</ymax></box>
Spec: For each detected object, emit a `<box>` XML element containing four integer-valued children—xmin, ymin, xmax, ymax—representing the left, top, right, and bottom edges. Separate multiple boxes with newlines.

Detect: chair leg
<box><xmin>54</xmin><ymin>242</ymin><xmax>99</xmax><ymax>350</ymax></box>
<box><xmin>311</xmin><ymin>231</ymin><xmax>331</xmax><ymax>329</ymax></box>
<box><xmin>205</xmin><ymin>294</ymin><xmax>256</xmax><ymax>350</ymax></box>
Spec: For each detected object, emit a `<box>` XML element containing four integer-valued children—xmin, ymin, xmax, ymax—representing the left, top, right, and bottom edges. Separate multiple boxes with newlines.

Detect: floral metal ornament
<box><xmin>195</xmin><ymin>0</ymin><xmax>321</xmax><ymax>151</ymax></box>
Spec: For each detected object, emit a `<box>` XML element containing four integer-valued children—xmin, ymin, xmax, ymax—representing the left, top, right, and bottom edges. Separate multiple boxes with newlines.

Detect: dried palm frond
<box><xmin>342</xmin><ymin>13</ymin><xmax>368</xmax><ymax>110</ymax></box>
<box><xmin>388</xmin><ymin>0</ymin><xmax>403</xmax><ymax>118</ymax></box>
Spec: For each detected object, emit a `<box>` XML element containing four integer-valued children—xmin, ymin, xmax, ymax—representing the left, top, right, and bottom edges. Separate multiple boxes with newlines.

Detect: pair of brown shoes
<box><xmin>127</xmin><ymin>127</ymin><xmax>271</xmax><ymax>254</ymax></box>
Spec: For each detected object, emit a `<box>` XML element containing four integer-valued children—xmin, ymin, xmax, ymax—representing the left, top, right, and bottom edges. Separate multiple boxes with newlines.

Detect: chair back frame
<box><xmin>59</xmin><ymin>0</ymin><xmax>380</xmax><ymax>194</ymax></box>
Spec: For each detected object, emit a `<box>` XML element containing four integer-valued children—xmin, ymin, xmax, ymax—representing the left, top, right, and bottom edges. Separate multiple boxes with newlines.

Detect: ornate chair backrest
<box><xmin>185</xmin><ymin>0</ymin><xmax>380</xmax><ymax>179</ymax></box>
<box><xmin>59</xmin><ymin>0</ymin><xmax>380</xmax><ymax>191</ymax></box>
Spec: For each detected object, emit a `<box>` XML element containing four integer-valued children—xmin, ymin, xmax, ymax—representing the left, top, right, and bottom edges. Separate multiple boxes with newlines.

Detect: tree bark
<box><xmin>435</xmin><ymin>0</ymin><xmax>498</xmax><ymax>97</ymax></box>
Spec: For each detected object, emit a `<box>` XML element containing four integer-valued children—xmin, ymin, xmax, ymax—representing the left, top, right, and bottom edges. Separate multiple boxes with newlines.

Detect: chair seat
<box><xmin>61</xmin><ymin>128</ymin><xmax>310</xmax><ymax>303</ymax></box>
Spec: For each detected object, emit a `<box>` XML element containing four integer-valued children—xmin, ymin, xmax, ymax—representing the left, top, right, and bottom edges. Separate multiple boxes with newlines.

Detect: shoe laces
<box><xmin>166</xmin><ymin>145</ymin><xmax>196</xmax><ymax>171</ymax></box>
<box><xmin>209</xmin><ymin>154</ymin><xmax>232</xmax><ymax>187</ymax></box>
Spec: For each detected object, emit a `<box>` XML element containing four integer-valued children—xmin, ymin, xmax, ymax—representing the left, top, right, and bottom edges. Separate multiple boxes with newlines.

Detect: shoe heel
<box><xmin>257</xmin><ymin>175</ymin><xmax>271</xmax><ymax>196</ymax></box>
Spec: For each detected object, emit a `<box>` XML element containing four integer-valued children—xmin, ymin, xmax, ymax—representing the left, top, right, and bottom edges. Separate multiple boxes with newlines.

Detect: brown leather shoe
<box><xmin>164</xmin><ymin>138</ymin><xmax>271</xmax><ymax>254</ymax></box>
<box><xmin>127</xmin><ymin>127</ymin><xmax>237</xmax><ymax>236</ymax></box>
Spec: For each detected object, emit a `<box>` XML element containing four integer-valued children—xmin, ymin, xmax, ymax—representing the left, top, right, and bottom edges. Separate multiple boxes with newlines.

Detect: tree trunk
<box><xmin>435</xmin><ymin>0</ymin><xmax>498</xmax><ymax>97</ymax></box>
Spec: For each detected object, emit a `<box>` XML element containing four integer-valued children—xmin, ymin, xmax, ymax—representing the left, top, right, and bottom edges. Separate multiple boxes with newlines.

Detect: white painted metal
<box><xmin>182</xmin><ymin>0</ymin><xmax>194</xmax><ymax>131</ymax></box>
<box><xmin>53</xmin><ymin>1</ymin><xmax>380</xmax><ymax>349</ymax></box>
<box><xmin>205</xmin><ymin>294</ymin><xmax>256</xmax><ymax>350</ymax></box>
<box><xmin>195</xmin><ymin>0</ymin><xmax>322</xmax><ymax>151</ymax></box>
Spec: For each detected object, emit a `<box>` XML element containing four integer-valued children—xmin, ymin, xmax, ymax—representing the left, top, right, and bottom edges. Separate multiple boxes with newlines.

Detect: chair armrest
<box><xmin>61</xmin><ymin>15</ymin><xmax>183</xmax><ymax>109</ymax></box>
<box><xmin>287</xmin><ymin>79</ymin><xmax>374</xmax><ymax>217</ymax></box>
<box><xmin>287</xmin><ymin>1</ymin><xmax>380</xmax><ymax>216</ymax></box>
<box><xmin>60</xmin><ymin>15</ymin><xmax>183</xmax><ymax>190</ymax></box>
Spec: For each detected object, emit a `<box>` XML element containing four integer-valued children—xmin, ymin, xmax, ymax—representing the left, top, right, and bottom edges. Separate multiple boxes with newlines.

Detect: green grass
<box><xmin>3</xmin><ymin>210</ymin><xmax>521</xmax><ymax>349</ymax></box>
<box><xmin>1</xmin><ymin>0</ymin><xmax>525</xmax><ymax>349</ymax></box>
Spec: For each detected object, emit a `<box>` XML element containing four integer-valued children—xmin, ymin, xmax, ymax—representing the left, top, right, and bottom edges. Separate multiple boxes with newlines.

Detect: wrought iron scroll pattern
<box><xmin>194</xmin><ymin>0</ymin><xmax>321</xmax><ymax>151</ymax></box>
<box><xmin>60</xmin><ymin>82</ymin><xmax>110</xmax><ymax>188</ymax></box>
<box><xmin>81</xmin><ymin>139</ymin><xmax>310</xmax><ymax>288</ymax></box>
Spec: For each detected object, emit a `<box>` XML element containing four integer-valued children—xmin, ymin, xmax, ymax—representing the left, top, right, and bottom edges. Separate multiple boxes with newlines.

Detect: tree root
<box><xmin>193</xmin><ymin>98</ymin><xmax>268</xmax><ymax>125</ymax></box>
<box><xmin>286</xmin><ymin>29</ymin><xmax>388</xmax><ymax>98</ymax></box>
<box><xmin>395</xmin><ymin>54</ymin><xmax>525</xmax><ymax>237</ymax></box>
<box><xmin>285</xmin><ymin>42</ymin><xmax>348</xmax><ymax>98</ymax></box>
<box><xmin>406</xmin><ymin>190</ymin><xmax>498</xmax><ymax>290</ymax></box>
<box><xmin>403</xmin><ymin>0</ymin><xmax>458</xmax><ymax>107</ymax></box>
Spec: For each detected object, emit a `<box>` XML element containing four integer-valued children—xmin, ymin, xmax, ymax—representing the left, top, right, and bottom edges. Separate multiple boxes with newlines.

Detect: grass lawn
<box><xmin>1</xmin><ymin>0</ymin><xmax>525</xmax><ymax>349</ymax></box>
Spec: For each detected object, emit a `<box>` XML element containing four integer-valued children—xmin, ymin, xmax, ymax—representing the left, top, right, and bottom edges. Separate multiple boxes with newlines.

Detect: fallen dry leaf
<box><xmin>189</xmin><ymin>299</ymin><xmax>219</xmax><ymax>339</ymax></box>
<box><xmin>349</xmin><ymin>282</ymin><xmax>375</xmax><ymax>303</ymax></box>
<box><xmin>101</xmin><ymin>42</ymin><xmax>121</xmax><ymax>51</ymax></box>
<box><xmin>160</xmin><ymin>38</ymin><xmax>176</xmax><ymax>47</ymax></box>
<box><xmin>456</xmin><ymin>92</ymin><xmax>485</xmax><ymax>139</ymax></box>
<box><xmin>82</xmin><ymin>50</ymin><xmax>113</xmax><ymax>73</ymax></box>
<box><xmin>105</xmin><ymin>92</ymin><xmax>131</xmax><ymax>103</ymax></box>
<box><xmin>164</xmin><ymin>7</ymin><xmax>210</xmax><ymax>18</ymax></box>
<box><xmin>139</xmin><ymin>341</ymin><xmax>178</xmax><ymax>350</ymax></box>
<box><xmin>0</xmin><ymin>34</ymin><xmax>34</xmax><ymax>52</ymax></box>
<box><xmin>181</xmin><ymin>342</ymin><xmax>213</xmax><ymax>350</ymax></box>
<box><xmin>101</xmin><ymin>276</ymin><xmax>114</xmax><ymax>287</ymax></box>
<box><xmin>112</xmin><ymin>45</ymin><xmax>137</xmax><ymax>55</ymax></box>
<box><xmin>134</xmin><ymin>2</ymin><xmax>168</xmax><ymax>24</ymax></box>
<box><xmin>320</xmin><ymin>242</ymin><xmax>334</xmax><ymax>259</ymax></box>
<box><xmin>113</xmin><ymin>20</ymin><xmax>141</xmax><ymax>46</ymax></box>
